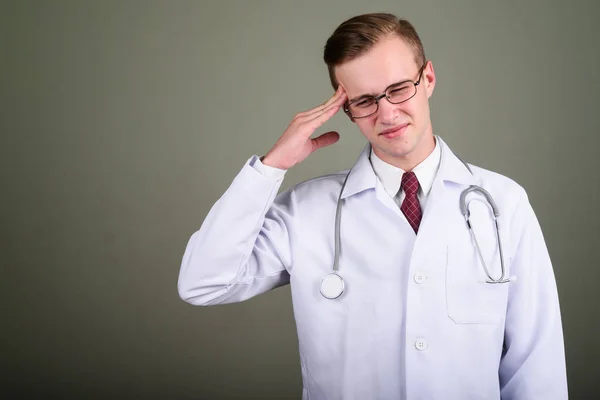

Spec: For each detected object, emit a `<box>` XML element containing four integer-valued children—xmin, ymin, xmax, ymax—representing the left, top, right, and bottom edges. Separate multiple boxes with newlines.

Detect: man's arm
<box><xmin>499</xmin><ymin>189</ymin><xmax>568</xmax><ymax>399</ymax></box>
<box><xmin>177</xmin><ymin>87</ymin><xmax>348</xmax><ymax>305</ymax></box>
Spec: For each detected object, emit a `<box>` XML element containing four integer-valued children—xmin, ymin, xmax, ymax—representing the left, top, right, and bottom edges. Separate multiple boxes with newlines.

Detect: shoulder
<box><xmin>470</xmin><ymin>164</ymin><xmax>525</xmax><ymax>193</ymax></box>
<box><xmin>295</xmin><ymin>170</ymin><xmax>349</xmax><ymax>192</ymax></box>
<box><xmin>466</xmin><ymin>162</ymin><xmax>531</xmax><ymax>216</ymax></box>
<box><xmin>271</xmin><ymin>170</ymin><xmax>350</xmax><ymax>211</ymax></box>
<box><xmin>280</xmin><ymin>170</ymin><xmax>349</xmax><ymax>199</ymax></box>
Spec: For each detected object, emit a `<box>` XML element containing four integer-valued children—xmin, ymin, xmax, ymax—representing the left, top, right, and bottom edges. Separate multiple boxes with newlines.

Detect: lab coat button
<box><xmin>415</xmin><ymin>338</ymin><xmax>428</xmax><ymax>351</ymax></box>
<box><xmin>413</xmin><ymin>272</ymin><xmax>427</xmax><ymax>284</ymax></box>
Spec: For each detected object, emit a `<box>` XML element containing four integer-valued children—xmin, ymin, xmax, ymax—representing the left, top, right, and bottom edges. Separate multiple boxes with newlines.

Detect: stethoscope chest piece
<box><xmin>320</xmin><ymin>273</ymin><xmax>345</xmax><ymax>299</ymax></box>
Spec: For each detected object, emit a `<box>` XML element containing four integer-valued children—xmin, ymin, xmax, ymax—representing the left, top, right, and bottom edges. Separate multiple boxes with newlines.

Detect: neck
<box><xmin>374</xmin><ymin>134</ymin><xmax>436</xmax><ymax>171</ymax></box>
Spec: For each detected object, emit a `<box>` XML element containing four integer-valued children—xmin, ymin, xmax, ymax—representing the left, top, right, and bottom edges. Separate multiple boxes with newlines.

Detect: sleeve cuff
<box><xmin>249</xmin><ymin>155</ymin><xmax>287</xmax><ymax>181</ymax></box>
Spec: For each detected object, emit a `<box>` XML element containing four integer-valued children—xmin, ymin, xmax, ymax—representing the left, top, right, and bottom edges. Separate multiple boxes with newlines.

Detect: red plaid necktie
<box><xmin>400</xmin><ymin>171</ymin><xmax>422</xmax><ymax>233</ymax></box>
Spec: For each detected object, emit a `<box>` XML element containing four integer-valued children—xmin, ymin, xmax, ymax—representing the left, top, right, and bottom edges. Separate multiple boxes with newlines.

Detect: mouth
<box><xmin>379</xmin><ymin>123</ymin><xmax>409</xmax><ymax>139</ymax></box>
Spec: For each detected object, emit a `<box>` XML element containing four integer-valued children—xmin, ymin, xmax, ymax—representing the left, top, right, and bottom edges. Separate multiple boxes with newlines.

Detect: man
<box><xmin>178</xmin><ymin>13</ymin><xmax>567</xmax><ymax>399</ymax></box>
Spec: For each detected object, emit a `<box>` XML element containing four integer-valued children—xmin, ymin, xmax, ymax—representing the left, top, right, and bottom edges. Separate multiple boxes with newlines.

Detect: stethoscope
<box><xmin>319</xmin><ymin>155</ymin><xmax>514</xmax><ymax>300</ymax></box>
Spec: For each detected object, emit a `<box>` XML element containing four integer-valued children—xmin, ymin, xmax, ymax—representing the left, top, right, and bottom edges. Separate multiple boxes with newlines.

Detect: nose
<box><xmin>377</xmin><ymin>97</ymin><xmax>401</xmax><ymax>125</ymax></box>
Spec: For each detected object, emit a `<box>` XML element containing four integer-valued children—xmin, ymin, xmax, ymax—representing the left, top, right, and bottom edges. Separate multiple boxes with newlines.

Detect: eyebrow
<box><xmin>348</xmin><ymin>93</ymin><xmax>374</xmax><ymax>103</ymax></box>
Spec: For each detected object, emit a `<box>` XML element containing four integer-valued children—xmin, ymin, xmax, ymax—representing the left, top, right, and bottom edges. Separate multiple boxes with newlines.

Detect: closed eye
<box><xmin>389</xmin><ymin>85</ymin><xmax>411</xmax><ymax>95</ymax></box>
<box><xmin>353</xmin><ymin>97</ymin><xmax>376</xmax><ymax>108</ymax></box>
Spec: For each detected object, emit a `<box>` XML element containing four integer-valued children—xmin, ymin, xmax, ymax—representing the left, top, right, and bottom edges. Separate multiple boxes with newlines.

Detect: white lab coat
<box><xmin>178</xmin><ymin>136</ymin><xmax>567</xmax><ymax>400</ymax></box>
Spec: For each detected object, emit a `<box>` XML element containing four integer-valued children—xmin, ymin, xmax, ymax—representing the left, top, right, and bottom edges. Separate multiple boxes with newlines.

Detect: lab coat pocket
<box><xmin>445</xmin><ymin>225</ymin><xmax>509</xmax><ymax>324</ymax></box>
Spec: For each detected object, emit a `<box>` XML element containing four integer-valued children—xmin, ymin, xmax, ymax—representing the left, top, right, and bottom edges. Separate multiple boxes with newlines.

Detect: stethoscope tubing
<box><xmin>321</xmin><ymin>154</ymin><xmax>512</xmax><ymax>300</ymax></box>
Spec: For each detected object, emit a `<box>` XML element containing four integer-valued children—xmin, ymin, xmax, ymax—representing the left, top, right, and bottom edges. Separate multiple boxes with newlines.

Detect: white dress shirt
<box><xmin>369</xmin><ymin>138</ymin><xmax>441</xmax><ymax>211</ymax></box>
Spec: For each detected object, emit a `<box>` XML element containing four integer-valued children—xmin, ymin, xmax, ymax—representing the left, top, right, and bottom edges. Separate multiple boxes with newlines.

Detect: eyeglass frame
<box><xmin>343</xmin><ymin>63</ymin><xmax>427</xmax><ymax>119</ymax></box>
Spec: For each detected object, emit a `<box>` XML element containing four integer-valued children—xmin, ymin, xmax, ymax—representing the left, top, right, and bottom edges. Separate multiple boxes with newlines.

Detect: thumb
<box><xmin>311</xmin><ymin>131</ymin><xmax>340</xmax><ymax>152</ymax></box>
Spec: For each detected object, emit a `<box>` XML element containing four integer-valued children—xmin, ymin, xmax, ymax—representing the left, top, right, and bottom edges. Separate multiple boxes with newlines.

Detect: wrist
<box><xmin>261</xmin><ymin>154</ymin><xmax>286</xmax><ymax>170</ymax></box>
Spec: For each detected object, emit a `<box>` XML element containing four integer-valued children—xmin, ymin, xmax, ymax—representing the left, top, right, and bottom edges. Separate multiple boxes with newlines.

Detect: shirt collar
<box><xmin>369</xmin><ymin>137</ymin><xmax>441</xmax><ymax>197</ymax></box>
<box><xmin>340</xmin><ymin>135</ymin><xmax>474</xmax><ymax>199</ymax></box>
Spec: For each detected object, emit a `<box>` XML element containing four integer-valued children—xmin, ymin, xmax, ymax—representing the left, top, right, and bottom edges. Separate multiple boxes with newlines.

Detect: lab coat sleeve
<box><xmin>499</xmin><ymin>189</ymin><xmax>568</xmax><ymax>399</ymax></box>
<box><xmin>252</xmin><ymin>156</ymin><xmax>288</xmax><ymax>180</ymax></box>
<box><xmin>177</xmin><ymin>155</ymin><xmax>295</xmax><ymax>306</ymax></box>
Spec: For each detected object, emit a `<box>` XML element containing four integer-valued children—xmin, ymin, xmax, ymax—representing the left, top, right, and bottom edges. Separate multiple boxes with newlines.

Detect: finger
<box><xmin>319</xmin><ymin>86</ymin><xmax>345</xmax><ymax>109</ymax></box>
<box><xmin>303</xmin><ymin>92</ymin><xmax>347</xmax><ymax>123</ymax></box>
<box><xmin>306</xmin><ymin>93</ymin><xmax>346</xmax><ymax>128</ymax></box>
<box><xmin>311</xmin><ymin>131</ymin><xmax>340</xmax><ymax>152</ymax></box>
<box><xmin>306</xmin><ymin>89</ymin><xmax>347</xmax><ymax>118</ymax></box>
<box><xmin>313</xmin><ymin>86</ymin><xmax>346</xmax><ymax>113</ymax></box>
<box><xmin>288</xmin><ymin>95</ymin><xmax>344</xmax><ymax>145</ymax></box>
<box><xmin>297</xmin><ymin>86</ymin><xmax>345</xmax><ymax>118</ymax></box>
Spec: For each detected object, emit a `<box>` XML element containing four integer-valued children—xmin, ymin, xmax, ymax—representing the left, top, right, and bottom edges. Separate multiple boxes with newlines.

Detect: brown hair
<box><xmin>323</xmin><ymin>13</ymin><xmax>426</xmax><ymax>89</ymax></box>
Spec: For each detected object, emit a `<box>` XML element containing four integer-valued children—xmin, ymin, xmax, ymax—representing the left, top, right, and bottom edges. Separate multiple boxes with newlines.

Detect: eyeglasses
<box><xmin>344</xmin><ymin>64</ymin><xmax>426</xmax><ymax>119</ymax></box>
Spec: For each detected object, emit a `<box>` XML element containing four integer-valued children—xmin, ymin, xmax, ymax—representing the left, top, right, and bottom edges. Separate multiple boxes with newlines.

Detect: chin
<box><xmin>374</xmin><ymin>143</ymin><xmax>411</xmax><ymax>160</ymax></box>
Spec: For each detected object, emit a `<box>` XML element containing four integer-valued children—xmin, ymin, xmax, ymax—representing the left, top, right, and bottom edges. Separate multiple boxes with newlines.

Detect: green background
<box><xmin>2</xmin><ymin>0</ymin><xmax>598</xmax><ymax>398</ymax></box>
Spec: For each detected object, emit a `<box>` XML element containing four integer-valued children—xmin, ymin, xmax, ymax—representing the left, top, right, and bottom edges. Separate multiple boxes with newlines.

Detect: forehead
<box><xmin>335</xmin><ymin>36</ymin><xmax>419</xmax><ymax>97</ymax></box>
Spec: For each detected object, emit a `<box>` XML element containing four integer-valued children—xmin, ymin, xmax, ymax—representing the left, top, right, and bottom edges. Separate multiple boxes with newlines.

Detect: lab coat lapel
<box><xmin>340</xmin><ymin>143</ymin><xmax>377</xmax><ymax>199</ymax></box>
<box><xmin>340</xmin><ymin>138</ymin><xmax>478</xmax><ymax>219</ymax></box>
<box><xmin>435</xmin><ymin>136</ymin><xmax>477</xmax><ymax>186</ymax></box>
<box><xmin>422</xmin><ymin>137</ymin><xmax>477</xmax><ymax>227</ymax></box>
<box><xmin>341</xmin><ymin>143</ymin><xmax>404</xmax><ymax>214</ymax></box>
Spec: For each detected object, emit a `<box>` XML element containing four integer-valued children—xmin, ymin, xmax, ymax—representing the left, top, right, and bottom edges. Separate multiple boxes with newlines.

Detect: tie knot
<box><xmin>401</xmin><ymin>172</ymin><xmax>420</xmax><ymax>196</ymax></box>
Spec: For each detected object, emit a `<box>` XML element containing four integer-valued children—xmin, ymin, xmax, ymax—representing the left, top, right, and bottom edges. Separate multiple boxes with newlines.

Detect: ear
<box><xmin>423</xmin><ymin>61</ymin><xmax>436</xmax><ymax>98</ymax></box>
